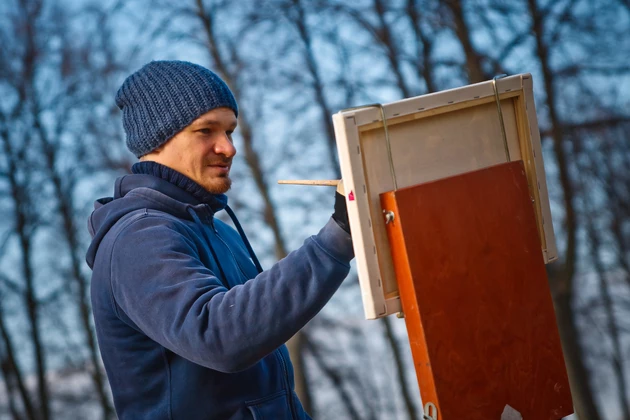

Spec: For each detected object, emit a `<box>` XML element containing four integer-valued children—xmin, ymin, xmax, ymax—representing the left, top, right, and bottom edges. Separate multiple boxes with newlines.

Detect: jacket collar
<box><xmin>130</xmin><ymin>161</ymin><xmax>228</xmax><ymax>213</ymax></box>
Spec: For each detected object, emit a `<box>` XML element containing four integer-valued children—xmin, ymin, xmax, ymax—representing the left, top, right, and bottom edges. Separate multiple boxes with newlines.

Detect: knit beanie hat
<box><xmin>115</xmin><ymin>60</ymin><xmax>238</xmax><ymax>157</ymax></box>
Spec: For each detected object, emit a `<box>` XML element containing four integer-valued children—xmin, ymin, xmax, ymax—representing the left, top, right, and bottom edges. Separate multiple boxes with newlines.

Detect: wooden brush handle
<box><xmin>277</xmin><ymin>179</ymin><xmax>345</xmax><ymax>195</ymax></box>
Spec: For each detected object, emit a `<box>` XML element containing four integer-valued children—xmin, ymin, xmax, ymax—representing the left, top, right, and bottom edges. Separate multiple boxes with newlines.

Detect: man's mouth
<box><xmin>207</xmin><ymin>163</ymin><xmax>231</xmax><ymax>173</ymax></box>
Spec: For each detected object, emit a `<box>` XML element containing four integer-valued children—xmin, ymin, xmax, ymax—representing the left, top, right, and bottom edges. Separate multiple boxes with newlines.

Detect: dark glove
<box><xmin>332</xmin><ymin>191</ymin><xmax>351</xmax><ymax>234</ymax></box>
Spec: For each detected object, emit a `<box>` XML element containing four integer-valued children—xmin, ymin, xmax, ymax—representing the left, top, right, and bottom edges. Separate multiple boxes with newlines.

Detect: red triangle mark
<box><xmin>348</xmin><ymin>191</ymin><xmax>355</xmax><ymax>201</ymax></box>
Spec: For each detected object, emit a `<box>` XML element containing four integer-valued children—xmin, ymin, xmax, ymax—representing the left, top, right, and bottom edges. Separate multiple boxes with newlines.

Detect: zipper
<box><xmin>276</xmin><ymin>349</ymin><xmax>297</xmax><ymax>419</ymax></box>
<box><xmin>214</xmin><ymin>226</ymin><xmax>249</xmax><ymax>281</ymax></box>
<box><xmin>202</xmin><ymin>207</ymin><xmax>296</xmax><ymax>417</ymax></box>
<box><xmin>204</xmin><ymin>210</ymin><xmax>249</xmax><ymax>282</ymax></box>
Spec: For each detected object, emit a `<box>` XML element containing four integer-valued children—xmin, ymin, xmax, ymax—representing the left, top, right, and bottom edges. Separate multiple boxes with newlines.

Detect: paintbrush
<box><xmin>277</xmin><ymin>179</ymin><xmax>345</xmax><ymax>195</ymax></box>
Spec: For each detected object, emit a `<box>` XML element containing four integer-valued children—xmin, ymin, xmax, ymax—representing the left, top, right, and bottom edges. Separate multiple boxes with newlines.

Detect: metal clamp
<box><xmin>492</xmin><ymin>74</ymin><xmax>510</xmax><ymax>161</ymax></box>
<box><xmin>383</xmin><ymin>210</ymin><xmax>395</xmax><ymax>224</ymax></box>
<box><xmin>339</xmin><ymin>103</ymin><xmax>398</xmax><ymax>190</ymax></box>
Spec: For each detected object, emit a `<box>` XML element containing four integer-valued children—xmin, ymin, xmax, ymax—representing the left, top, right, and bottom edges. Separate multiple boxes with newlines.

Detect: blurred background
<box><xmin>0</xmin><ymin>0</ymin><xmax>628</xmax><ymax>418</ymax></box>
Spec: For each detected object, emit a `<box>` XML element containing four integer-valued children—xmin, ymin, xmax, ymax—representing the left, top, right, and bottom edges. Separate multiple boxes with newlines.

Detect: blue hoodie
<box><xmin>86</xmin><ymin>162</ymin><xmax>354</xmax><ymax>419</ymax></box>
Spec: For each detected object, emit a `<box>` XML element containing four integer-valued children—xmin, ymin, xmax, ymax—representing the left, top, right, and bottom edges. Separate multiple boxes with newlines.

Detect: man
<box><xmin>86</xmin><ymin>60</ymin><xmax>354</xmax><ymax>419</ymax></box>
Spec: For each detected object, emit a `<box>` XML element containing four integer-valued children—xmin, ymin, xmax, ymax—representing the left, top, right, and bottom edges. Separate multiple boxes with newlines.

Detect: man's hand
<box><xmin>332</xmin><ymin>191</ymin><xmax>351</xmax><ymax>234</ymax></box>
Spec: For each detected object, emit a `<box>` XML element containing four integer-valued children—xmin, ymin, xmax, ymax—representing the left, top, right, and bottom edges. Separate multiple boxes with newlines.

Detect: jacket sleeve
<box><xmin>110</xmin><ymin>214</ymin><xmax>353</xmax><ymax>373</ymax></box>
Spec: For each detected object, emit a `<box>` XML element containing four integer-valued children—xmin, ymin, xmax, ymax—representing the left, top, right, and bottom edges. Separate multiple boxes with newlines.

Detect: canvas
<box><xmin>333</xmin><ymin>74</ymin><xmax>556</xmax><ymax>319</ymax></box>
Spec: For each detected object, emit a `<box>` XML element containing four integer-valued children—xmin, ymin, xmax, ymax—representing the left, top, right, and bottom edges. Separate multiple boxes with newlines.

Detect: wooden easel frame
<box><xmin>333</xmin><ymin>74</ymin><xmax>556</xmax><ymax>319</ymax></box>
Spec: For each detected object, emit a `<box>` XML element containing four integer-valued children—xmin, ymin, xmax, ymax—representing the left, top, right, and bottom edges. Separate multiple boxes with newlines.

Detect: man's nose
<box><xmin>214</xmin><ymin>133</ymin><xmax>237</xmax><ymax>158</ymax></box>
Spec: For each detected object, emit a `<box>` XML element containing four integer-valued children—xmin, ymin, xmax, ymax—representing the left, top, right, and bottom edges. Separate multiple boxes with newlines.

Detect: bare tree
<box><xmin>0</xmin><ymin>0</ymin><xmax>137</xmax><ymax>417</ymax></box>
<box><xmin>0</xmin><ymin>292</ymin><xmax>37</xmax><ymax>420</ymax></box>
<box><xmin>303</xmin><ymin>333</ymin><xmax>364</xmax><ymax>420</ymax></box>
<box><xmin>32</xmin><ymin>6</ymin><xmax>116</xmax><ymax>417</ymax></box>
<box><xmin>405</xmin><ymin>0</ymin><xmax>439</xmax><ymax>93</ymax></box>
<box><xmin>526</xmin><ymin>0</ymin><xmax>602</xmax><ymax>417</ymax></box>
<box><xmin>584</xmin><ymin>195</ymin><xmax>630</xmax><ymax>420</ymax></box>
<box><xmin>442</xmin><ymin>0</ymin><xmax>489</xmax><ymax>83</ymax></box>
<box><xmin>327</xmin><ymin>0</ymin><xmax>416</xmax><ymax>97</ymax></box>
<box><xmin>0</xmin><ymin>0</ymin><xmax>627</xmax><ymax>418</ymax></box>
<box><xmin>0</xmin><ymin>92</ymin><xmax>50</xmax><ymax>420</ymax></box>
<box><xmin>575</xmin><ymin>116</ymin><xmax>630</xmax><ymax>418</ymax></box>
<box><xmin>279</xmin><ymin>0</ymin><xmax>341</xmax><ymax>173</ymax></box>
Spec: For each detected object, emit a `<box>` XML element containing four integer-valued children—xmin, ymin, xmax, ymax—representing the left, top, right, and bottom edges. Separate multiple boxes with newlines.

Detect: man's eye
<box><xmin>198</xmin><ymin>128</ymin><xmax>212</xmax><ymax>135</ymax></box>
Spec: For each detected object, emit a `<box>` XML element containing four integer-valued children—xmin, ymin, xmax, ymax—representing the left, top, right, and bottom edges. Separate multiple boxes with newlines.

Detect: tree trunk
<box><xmin>444</xmin><ymin>0</ymin><xmax>486</xmax><ymax>83</ymax></box>
<box><xmin>15</xmin><ymin>174</ymin><xmax>49</xmax><ymax>420</ymax></box>
<box><xmin>373</xmin><ymin>0</ymin><xmax>412</xmax><ymax>97</ymax></box>
<box><xmin>406</xmin><ymin>0</ymin><xmax>438</xmax><ymax>93</ymax></box>
<box><xmin>303</xmin><ymin>335</ymin><xmax>363</xmax><ymax>420</ymax></box>
<box><xmin>0</xmin><ymin>129</ymin><xmax>50</xmax><ymax>420</ymax></box>
<box><xmin>192</xmin><ymin>1</ymin><xmax>315</xmax><ymax>413</ymax></box>
<box><xmin>550</xmin><ymin>285</ymin><xmax>602</xmax><ymax>420</ymax></box>
<box><xmin>286</xmin><ymin>333</ymin><xmax>313</xmax><ymax>417</ymax></box>
<box><xmin>580</xmin><ymin>145</ymin><xmax>630</xmax><ymax>420</ymax></box>
<box><xmin>36</xmin><ymin>108</ymin><xmax>115</xmax><ymax>420</ymax></box>
<box><xmin>290</xmin><ymin>0</ymin><xmax>339</xmax><ymax>175</ymax></box>
<box><xmin>14</xmin><ymin>1</ymin><xmax>50</xmax><ymax>416</ymax></box>
<box><xmin>590</xmin><ymin>240</ymin><xmax>630</xmax><ymax>420</ymax></box>
<box><xmin>194</xmin><ymin>0</ymin><xmax>288</xmax><ymax>261</ymax></box>
<box><xmin>381</xmin><ymin>317</ymin><xmax>418</xmax><ymax>420</ymax></box>
<box><xmin>527</xmin><ymin>0</ymin><xmax>601</xmax><ymax>417</ymax></box>
<box><xmin>0</xmin><ymin>305</ymin><xmax>37</xmax><ymax>420</ymax></box>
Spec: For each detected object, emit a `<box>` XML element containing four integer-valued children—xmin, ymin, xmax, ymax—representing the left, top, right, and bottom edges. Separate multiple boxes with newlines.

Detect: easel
<box><xmin>281</xmin><ymin>74</ymin><xmax>574</xmax><ymax>419</ymax></box>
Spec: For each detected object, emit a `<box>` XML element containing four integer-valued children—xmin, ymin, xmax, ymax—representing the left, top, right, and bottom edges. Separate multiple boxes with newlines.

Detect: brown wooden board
<box><xmin>380</xmin><ymin>161</ymin><xmax>572</xmax><ymax>419</ymax></box>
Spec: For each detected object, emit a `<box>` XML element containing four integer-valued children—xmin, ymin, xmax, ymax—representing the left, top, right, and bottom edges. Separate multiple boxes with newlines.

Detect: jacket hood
<box><xmin>85</xmin><ymin>173</ymin><xmax>227</xmax><ymax>269</ymax></box>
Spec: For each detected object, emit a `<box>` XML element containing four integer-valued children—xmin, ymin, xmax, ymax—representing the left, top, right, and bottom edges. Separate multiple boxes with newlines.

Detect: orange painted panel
<box><xmin>380</xmin><ymin>161</ymin><xmax>572</xmax><ymax>420</ymax></box>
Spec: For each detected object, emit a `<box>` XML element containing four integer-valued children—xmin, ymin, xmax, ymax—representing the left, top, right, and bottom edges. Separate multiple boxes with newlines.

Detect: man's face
<box><xmin>143</xmin><ymin>107</ymin><xmax>237</xmax><ymax>194</ymax></box>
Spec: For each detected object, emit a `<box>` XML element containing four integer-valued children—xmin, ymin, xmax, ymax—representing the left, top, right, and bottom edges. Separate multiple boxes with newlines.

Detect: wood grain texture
<box><xmin>380</xmin><ymin>161</ymin><xmax>572</xmax><ymax>419</ymax></box>
<box><xmin>361</xmin><ymin>99</ymin><xmax>523</xmax><ymax>298</ymax></box>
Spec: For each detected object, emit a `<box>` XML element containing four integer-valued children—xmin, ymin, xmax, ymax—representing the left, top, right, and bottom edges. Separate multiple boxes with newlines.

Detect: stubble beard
<box><xmin>203</xmin><ymin>175</ymin><xmax>232</xmax><ymax>194</ymax></box>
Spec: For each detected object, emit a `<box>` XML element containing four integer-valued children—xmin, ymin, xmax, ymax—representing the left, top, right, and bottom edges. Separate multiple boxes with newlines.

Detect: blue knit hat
<box><xmin>115</xmin><ymin>60</ymin><xmax>238</xmax><ymax>157</ymax></box>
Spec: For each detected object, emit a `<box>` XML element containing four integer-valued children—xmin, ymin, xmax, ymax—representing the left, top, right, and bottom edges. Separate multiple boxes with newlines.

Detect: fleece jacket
<box><xmin>85</xmin><ymin>162</ymin><xmax>354</xmax><ymax>419</ymax></box>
